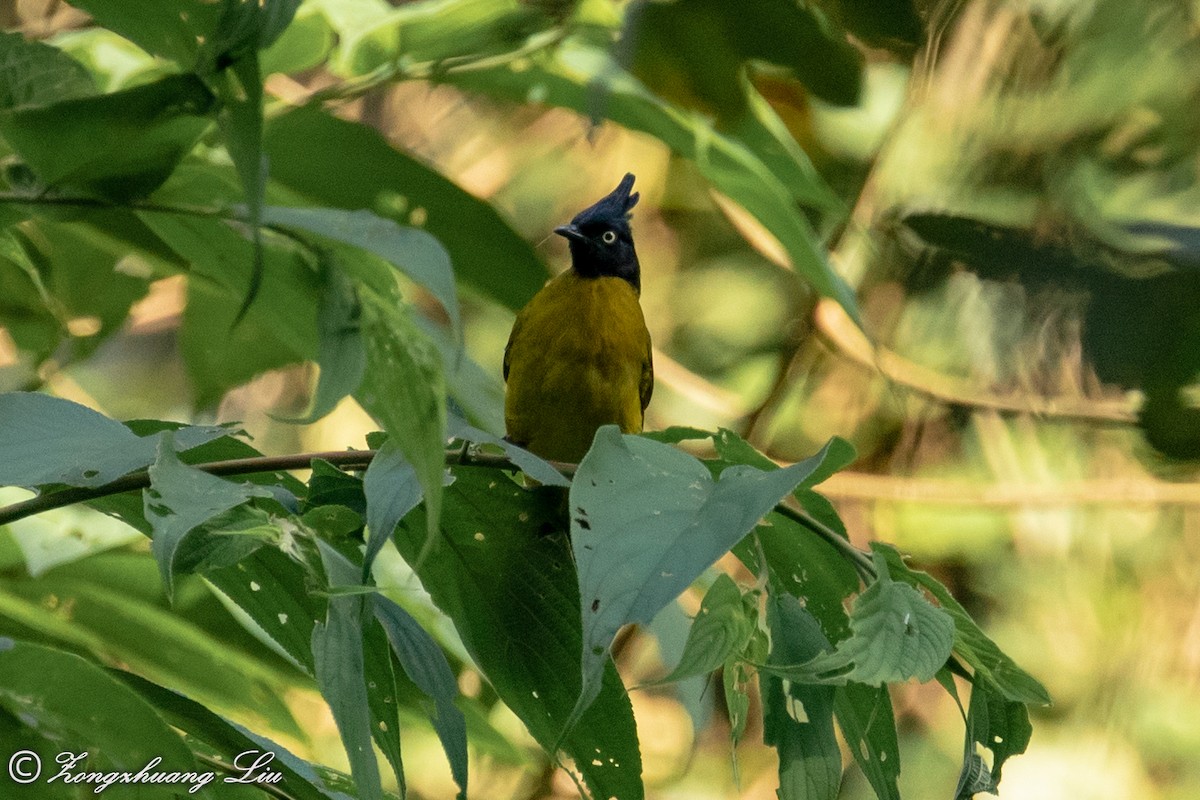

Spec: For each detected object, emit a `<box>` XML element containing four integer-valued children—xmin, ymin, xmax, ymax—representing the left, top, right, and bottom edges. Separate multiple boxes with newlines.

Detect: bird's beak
<box><xmin>554</xmin><ymin>224</ymin><xmax>586</xmax><ymax>242</ymax></box>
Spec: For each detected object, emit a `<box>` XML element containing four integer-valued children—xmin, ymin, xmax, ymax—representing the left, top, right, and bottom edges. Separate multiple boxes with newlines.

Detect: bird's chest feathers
<box><xmin>534</xmin><ymin>276</ymin><xmax>645</xmax><ymax>373</ymax></box>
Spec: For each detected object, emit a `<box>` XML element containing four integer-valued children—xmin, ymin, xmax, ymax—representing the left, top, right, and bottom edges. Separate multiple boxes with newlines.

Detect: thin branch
<box><xmin>813</xmin><ymin>298</ymin><xmax>1137</xmax><ymax>424</ymax></box>
<box><xmin>0</xmin><ymin>448</ymin><xmax>576</xmax><ymax>528</ymax></box>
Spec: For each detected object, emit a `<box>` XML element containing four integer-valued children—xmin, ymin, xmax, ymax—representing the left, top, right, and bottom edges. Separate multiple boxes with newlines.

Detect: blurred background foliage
<box><xmin>1</xmin><ymin>0</ymin><xmax>1200</xmax><ymax>798</ymax></box>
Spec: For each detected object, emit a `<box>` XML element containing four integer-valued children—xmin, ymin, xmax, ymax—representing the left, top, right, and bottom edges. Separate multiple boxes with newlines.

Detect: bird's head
<box><xmin>555</xmin><ymin>172</ymin><xmax>642</xmax><ymax>291</ymax></box>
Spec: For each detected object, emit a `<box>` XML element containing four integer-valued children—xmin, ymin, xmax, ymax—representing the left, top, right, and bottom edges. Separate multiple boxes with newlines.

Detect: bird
<box><xmin>503</xmin><ymin>173</ymin><xmax>654</xmax><ymax>463</ymax></box>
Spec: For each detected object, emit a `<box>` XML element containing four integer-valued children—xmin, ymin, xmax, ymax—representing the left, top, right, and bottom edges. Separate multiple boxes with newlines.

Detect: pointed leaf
<box><xmin>393</xmin><ymin>467</ymin><xmax>642</xmax><ymax>800</ymax></box>
<box><xmin>570</xmin><ymin>426</ymin><xmax>834</xmax><ymax>725</ymax></box>
<box><xmin>871</xmin><ymin>543</ymin><xmax>1051</xmax><ymax>705</ymax></box>
<box><xmin>762</xmin><ymin>594</ymin><xmax>842</xmax><ymax>800</ymax></box>
<box><xmin>144</xmin><ymin>436</ymin><xmax>272</xmax><ymax>598</ymax></box>
<box><xmin>834</xmin><ymin>683</ymin><xmax>900</xmax><ymax>800</ymax></box>
<box><xmin>362</xmin><ymin>439</ymin><xmax>422</xmax><ymax>580</ymax></box>
<box><xmin>765</xmin><ymin>552</ymin><xmax>955</xmax><ymax>686</ymax></box>
<box><xmin>373</xmin><ymin>595</ymin><xmax>468</xmax><ymax>800</ymax></box>
<box><xmin>264</xmin><ymin>205</ymin><xmax>460</xmax><ymax>337</ymax></box>
<box><xmin>652</xmin><ymin>574</ymin><xmax>753</xmax><ymax>685</ymax></box>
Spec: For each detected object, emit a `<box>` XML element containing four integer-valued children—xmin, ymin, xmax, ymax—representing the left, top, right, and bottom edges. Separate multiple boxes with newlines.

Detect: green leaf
<box><xmin>0</xmin><ymin>392</ymin><xmax>226</xmax><ymax>488</ymax></box>
<box><xmin>145</xmin><ymin>435</ymin><xmax>273</xmax><ymax>598</ymax></box>
<box><xmin>264</xmin><ymin>205</ymin><xmax>460</xmax><ymax>337</ymax></box>
<box><xmin>2</xmin><ymin>495</ymin><xmax>140</xmax><ymax>576</ymax></box>
<box><xmin>961</xmin><ymin>677</ymin><xmax>1032</xmax><ymax>789</ymax></box>
<box><xmin>653</xmin><ymin>574</ymin><xmax>753</xmax><ymax>685</ymax></box>
<box><xmin>569</xmin><ymin>426</ymin><xmax>834</xmax><ymax>727</ymax></box>
<box><xmin>622</xmin><ymin>0</ymin><xmax>862</xmax><ymax>118</ymax></box>
<box><xmin>448</xmin><ymin>414</ymin><xmax>570</xmax><ymax>487</ymax></box>
<box><xmin>723</xmin><ymin>656</ymin><xmax>752</xmax><ymax>746</ymax></box>
<box><xmin>0</xmin><ymin>638</ymin><xmax>205</xmax><ymax>799</ymax></box>
<box><xmin>264</xmin><ymin>105</ymin><xmax>548</xmax><ymax>312</ymax></box>
<box><xmin>373</xmin><ymin>595</ymin><xmax>468</xmax><ymax>799</ymax></box>
<box><xmin>362</xmin><ymin>439</ymin><xmax>422</xmax><ymax>580</ymax></box>
<box><xmin>0</xmin><ymin>567</ymin><xmax>302</xmax><ymax>740</ymax></box>
<box><xmin>393</xmin><ymin>467</ymin><xmax>643</xmax><ymax>800</ymax></box>
<box><xmin>451</xmin><ymin>40</ymin><xmax>861</xmax><ymax>323</ymax></box>
<box><xmin>762</xmin><ymin>594</ymin><xmax>842</xmax><ymax>800</ymax></box>
<box><xmin>355</xmin><ymin>290</ymin><xmax>446</xmax><ymax>555</ymax></box>
<box><xmin>639</xmin><ymin>426</ymin><xmax>716</xmax><ymax>444</ymax></box>
<box><xmin>0</xmin><ymin>31</ymin><xmax>95</xmax><ymax>110</ymax></box>
<box><xmin>0</xmin><ymin>73</ymin><xmax>215</xmax><ymax>199</ymax></box>
<box><xmin>66</xmin><ymin>0</ymin><xmax>219</xmax><ymax>65</ymax></box>
<box><xmin>312</xmin><ymin>545</ymin><xmax>382</xmax><ymax>800</ymax></box>
<box><xmin>834</xmin><ymin>683</ymin><xmax>900</xmax><ymax>800</ymax></box>
<box><xmin>261</xmin><ymin>4</ymin><xmax>335</xmax><ymax>75</ymax></box>
<box><xmin>762</xmin><ymin>552</ymin><xmax>955</xmax><ymax>686</ymax></box>
<box><xmin>822</xmin><ymin>0</ymin><xmax>924</xmax><ymax>53</ymax></box>
<box><xmin>139</xmin><ymin>213</ymin><xmax>321</xmax><ymax>407</ymax></box>
<box><xmin>116</xmin><ymin>670</ymin><xmax>358</xmax><ymax>800</ymax></box>
<box><xmin>871</xmin><ymin>543</ymin><xmax>1051</xmax><ymax>705</ymax></box>
<box><xmin>282</xmin><ymin>262</ymin><xmax>366</xmax><ymax>424</ymax></box>
<box><xmin>206</xmin><ymin>544</ymin><xmax>324</xmax><ymax>671</ymax></box>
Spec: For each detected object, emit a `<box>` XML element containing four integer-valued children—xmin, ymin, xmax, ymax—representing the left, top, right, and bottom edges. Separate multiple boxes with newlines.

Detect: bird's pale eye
<box><xmin>601</xmin><ymin>230</ymin><xmax>617</xmax><ymax>245</ymax></box>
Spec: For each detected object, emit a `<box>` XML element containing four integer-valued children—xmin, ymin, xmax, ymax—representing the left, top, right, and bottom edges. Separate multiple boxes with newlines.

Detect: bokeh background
<box><xmin>3</xmin><ymin>0</ymin><xmax>1200</xmax><ymax>798</ymax></box>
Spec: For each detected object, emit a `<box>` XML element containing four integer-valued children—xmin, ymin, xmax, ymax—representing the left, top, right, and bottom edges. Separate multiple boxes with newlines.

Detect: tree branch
<box><xmin>0</xmin><ymin>446</ymin><xmax>870</xmax><ymax>582</ymax></box>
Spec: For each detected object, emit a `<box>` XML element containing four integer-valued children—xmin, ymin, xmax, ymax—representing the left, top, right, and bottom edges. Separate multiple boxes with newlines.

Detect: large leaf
<box><xmin>0</xmin><ymin>392</ymin><xmax>226</xmax><ymax>488</ymax></box>
<box><xmin>373</xmin><ymin>595</ymin><xmax>468</xmax><ymax>799</ymax></box>
<box><xmin>0</xmin><ymin>638</ymin><xmax>207</xmax><ymax>799</ymax></box>
<box><xmin>138</xmin><ymin>213</ymin><xmax>321</xmax><ymax>407</ymax></box>
<box><xmin>871</xmin><ymin>543</ymin><xmax>1051</xmax><ymax>705</ymax></box>
<box><xmin>116</xmin><ymin>670</ymin><xmax>358</xmax><ymax>800</ymax></box>
<box><xmin>264</xmin><ymin>205</ymin><xmax>460</xmax><ymax>337</ymax></box>
<box><xmin>393</xmin><ymin>466</ymin><xmax>643</xmax><ymax>800</ymax></box>
<box><xmin>144</xmin><ymin>436</ymin><xmax>273</xmax><ymax>598</ymax></box>
<box><xmin>761</xmin><ymin>551</ymin><xmax>955</xmax><ymax>686</ymax></box>
<box><xmin>65</xmin><ymin>0</ymin><xmax>219</xmax><ymax>65</ymax></box>
<box><xmin>312</xmin><ymin>545</ymin><xmax>382</xmax><ymax>800</ymax></box>
<box><xmin>0</xmin><ymin>73</ymin><xmax>215</xmax><ymax>200</ymax></box>
<box><xmin>834</xmin><ymin>683</ymin><xmax>900</xmax><ymax>800</ymax></box>
<box><xmin>0</xmin><ymin>30</ymin><xmax>95</xmax><ymax>110</ymax></box>
<box><xmin>569</xmin><ymin>427</ymin><xmax>836</xmax><ymax>727</ymax></box>
<box><xmin>354</xmin><ymin>290</ymin><xmax>446</xmax><ymax>552</ymax></box>
<box><xmin>264</xmin><ymin>105</ymin><xmax>548</xmax><ymax>312</ymax></box>
<box><xmin>762</xmin><ymin>594</ymin><xmax>842</xmax><ymax>800</ymax></box>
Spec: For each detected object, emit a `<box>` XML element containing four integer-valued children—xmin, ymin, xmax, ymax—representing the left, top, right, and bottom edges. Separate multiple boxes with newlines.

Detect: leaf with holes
<box><xmin>568</xmin><ymin>426</ymin><xmax>834</xmax><ymax>732</ymax></box>
<box><xmin>762</xmin><ymin>551</ymin><xmax>955</xmax><ymax>686</ymax></box>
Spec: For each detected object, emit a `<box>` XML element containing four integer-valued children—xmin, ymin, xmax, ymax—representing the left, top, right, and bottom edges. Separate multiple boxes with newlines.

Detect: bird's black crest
<box><xmin>571</xmin><ymin>173</ymin><xmax>640</xmax><ymax>227</ymax></box>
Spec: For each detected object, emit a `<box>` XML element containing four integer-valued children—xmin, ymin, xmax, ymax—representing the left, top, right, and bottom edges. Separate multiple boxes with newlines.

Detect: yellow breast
<box><xmin>504</xmin><ymin>272</ymin><xmax>652</xmax><ymax>462</ymax></box>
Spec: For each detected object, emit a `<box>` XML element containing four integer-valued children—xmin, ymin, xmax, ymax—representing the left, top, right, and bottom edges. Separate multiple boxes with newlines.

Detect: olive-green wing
<box><xmin>639</xmin><ymin>339</ymin><xmax>654</xmax><ymax>417</ymax></box>
<box><xmin>503</xmin><ymin>307</ymin><xmax>526</xmax><ymax>383</ymax></box>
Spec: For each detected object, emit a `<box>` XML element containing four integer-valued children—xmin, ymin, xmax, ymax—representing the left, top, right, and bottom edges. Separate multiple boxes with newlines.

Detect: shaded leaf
<box><xmin>0</xmin><ymin>638</ymin><xmax>204</xmax><ymax>799</ymax></box>
<box><xmin>834</xmin><ymin>683</ymin><xmax>900</xmax><ymax>800</ymax></box>
<box><xmin>66</xmin><ymin>0</ymin><xmax>218</xmax><ymax>65</ymax></box>
<box><xmin>871</xmin><ymin>543</ymin><xmax>1051</xmax><ymax>705</ymax></box>
<box><xmin>264</xmin><ymin>105</ymin><xmax>548</xmax><ymax>312</ymax></box>
<box><xmin>764</xmin><ymin>552</ymin><xmax>954</xmax><ymax>686</ymax></box>
<box><xmin>652</xmin><ymin>574</ymin><xmax>753</xmax><ymax>685</ymax></box>
<box><xmin>312</xmin><ymin>544</ymin><xmax>382</xmax><ymax>800</ymax></box>
<box><xmin>145</xmin><ymin>436</ymin><xmax>273</xmax><ymax>598</ymax></box>
<box><xmin>0</xmin><ymin>73</ymin><xmax>215</xmax><ymax>199</ymax></box>
<box><xmin>570</xmin><ymin>427</ymin><xmax>835</xmax><ymax>727</ymax></box>
<box><xmin>362</xmin><ymin>439</ymin><xmax>421</xmax><ymax>580</ymax></box>
<box><xmin>373</xmin><ymin>595</ymin><xmax>468</xmax><ymax>799</ymax></box>
<box><xmin>264</xmin><ymin>205</ymin><xmax>460</xmax><ymax>337</ymax></box>
<box><xmin>393</xmin><ymin>467</ymin><xmax>643</xmax><ymax>800</ymax></box>
<box><xmin>355</xmin><ymin>290</ymin><xmax>446</xmax><ymax>553</ymax></box>
<box><xmin>0</xmin><ymin>31</ymin><xmax>94</xmax><ymax>110</ymax></box>
<box><xmin>762</xmin><ymin>594</ymin><xmax>841</xmax><ymax>800</ymax></box>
